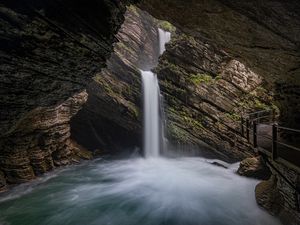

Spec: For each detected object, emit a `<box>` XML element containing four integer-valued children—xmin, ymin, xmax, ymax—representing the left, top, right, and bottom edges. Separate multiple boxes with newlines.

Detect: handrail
<box><xmin>251</xmin><ymin>115</ymin><xmax>272</xmax><ymax>121</ymax></box>
<box><xmin>246</xmin><ymin>109</ymin><xmax>273</xmax><ymax>116</ymax></box>
<box><xmin>240</xmin><ymin>110</ymin><xmax>300</xmax><ymax>166</ymax></box>
<box><xmin>276</xmin><ymin>141</ymin><xmax>300</xmax><ymax>152</ymax></box>
<box><xmin>277</xmin><ymin>126</ymin><xmax>300</xmax><ymax>133</ymax></box>
<box><xmin>240</xmin><ymin>109</ymin><xmax>300</xmax><ymax>196</ymax></box>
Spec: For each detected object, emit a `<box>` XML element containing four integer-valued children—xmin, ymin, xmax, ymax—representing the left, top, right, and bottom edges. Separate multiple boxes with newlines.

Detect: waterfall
<box><xmin>141</xmin><ymin>28</ymin><xmax>171</xmax><ymax>157</ymax></box>
<box><xmin>158</xmin><ymin>28</ymin><xmax>171</xmax><ymax>54</ymax></box>
<box><xmin>142</xmin><ymin>71</ymin><xmax>160</xmax><ymax>157</ymax></box>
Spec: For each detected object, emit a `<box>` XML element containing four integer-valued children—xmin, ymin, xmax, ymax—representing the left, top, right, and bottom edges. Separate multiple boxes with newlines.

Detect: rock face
<box><xmin>255</xmin><ymin>159</ymin><xmax>300</xmax><ymax>225</ymax></box>
<box><xmin>71</xmin><ymin>6</ymin><xmax>160</xmax><ymax>152</ymax></box>
<box><xmin>156</xmin><ymin>33</ymin><xmax>276</xmax><ymax>160</ymax></box>
<box><xmin>0</xmin><ymin>91</ymin><xmax>90</xmax><ymax>185</ymax></box>
<box><xmin>237</xmin><ymin>156</ymin><xmax>271</xmax><ymax>180</ymax></box>
<box><xmin>0</xmin><ymin>0</ymin><xmax>133</xmax><ymax>189</ymax></box>
<box><xmin>139</xmin><ymin>0</ymin><xmax>300</xmax><ymax>129</ymax></box>
<box><xmin>255</xmin><ymin>176</ymin><xmax>284</xmax><ymax>215</ymax></box>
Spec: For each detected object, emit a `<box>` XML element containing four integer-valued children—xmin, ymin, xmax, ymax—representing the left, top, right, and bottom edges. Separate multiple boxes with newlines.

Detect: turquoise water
<box><xmin>0</xmin><ymin>157</ymin><xmax>281</xmax><ymax>225</ymax></box>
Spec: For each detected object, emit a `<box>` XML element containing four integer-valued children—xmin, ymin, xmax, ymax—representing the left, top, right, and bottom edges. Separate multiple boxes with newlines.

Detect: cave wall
<box><xmin>71</xmin><ymin>6</ymin><xmax>160</xmax><ymax>153</ymax></box>
<box><xmin>0</xmin><ymin>0</ymin><xmax>133</xmax><ymax>190</ymax></box>
<box><xmin>156</xmin><ymin>32</ymin><xmax>277</xmax><ymax>160</ymax></box>
<box><xmin>139</xmin><ymin>0</ymin><xmax>300</xmax><ymax>129</ymax></box>
<box><xmin>255</xmin><ymin>159</ymin><xmax>300</xmax><ymax>225</ymax></box>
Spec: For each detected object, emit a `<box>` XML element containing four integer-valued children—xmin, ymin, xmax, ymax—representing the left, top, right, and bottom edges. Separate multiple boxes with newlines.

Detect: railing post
<box><xmin>246</xmin><ymin>118</ymin><xmax>250</xmax><ymax>141</ymax></box>
<box><xmin>272</xmin><ymin>123</ymin><xmax>278</xmax><ymax>160</ymax></box>
<box><xmin>253</xmin><ymin>120</ymin><xmax>258</xmax><ymax>148</ymax></box>
<box><xmin>241</xmin><ymin>117</ymin><xmax>244</xmax><ymax>137</ymax></box>
<box><xmin>272</xmin><ymin>108</ymin><xmax>276</xmax><ymax>122</ymax></box>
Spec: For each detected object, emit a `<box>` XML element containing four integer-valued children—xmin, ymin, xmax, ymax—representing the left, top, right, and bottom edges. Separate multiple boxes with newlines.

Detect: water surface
<box><xmin>0</xmin><ymin>157</ymin><xmax>281</xmax><ymax>225</ymax></box>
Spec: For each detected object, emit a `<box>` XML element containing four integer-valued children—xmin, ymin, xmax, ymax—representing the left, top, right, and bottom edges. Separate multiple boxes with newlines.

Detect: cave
<box><xmin>0</xmin><ymin>0</ymin><xmax>300</xmax><ymax>225</ymax></box>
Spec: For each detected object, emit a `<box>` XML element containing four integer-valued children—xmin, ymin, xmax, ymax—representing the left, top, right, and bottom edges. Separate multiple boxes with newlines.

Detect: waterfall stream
<box><xmin>141</xmin><ymin>28</ymin><xmax>171</xmax><ymax>157</ymax></box>
<box><xmin>141</xmin><ymin>70</ymin><xmax>161</xmax><ymax>157</ymax></box>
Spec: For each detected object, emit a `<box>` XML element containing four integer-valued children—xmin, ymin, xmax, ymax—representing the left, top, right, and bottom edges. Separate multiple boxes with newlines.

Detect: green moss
<box><xmin>215</xmin><ymin>75</ymin><xmax>222</xmax><ymax>81</ymax></box>
<box><xmin>130</xmin><ymin>106</ymin><xmax>140</xmax><ymax>119</ymax></box>
<box><xmin>254</xmin><ymin>99</ymin><xmax>269</xmax><ymax>110</ymax></box>
<box><xmin>94</xmin><ymin>76</ymin><xmax>115</xmax><ymax>95</ymax></box>
<box><xmin>225</xmin><ymin>112</ymin><xmax>241</xmax><ymax>121</ymax></box>
<box><xmin>164</xmin><ymin>61</ymin><xmax>184</xmax><ymax>74</ymax></box>
<box><xmin>190</xmin><ymin>73</ymin><xmax>213</xmax><ymax>85</ymax></box>
<box><xmin>127</xmin><ymin>5</ymin><xmax>138</xmax><ymax>16</ymax></box>
<box><xmin>168</xmin><ymin>123</ymin><xmax>190</xmax><ymax>143</ymax></box>
<box><xmin>117</xmin><ymin>42</ymin><xmax>134</xmax><ymax>54</ymax></box>
<box><xmin>183</xmin><ymin>116</ymin><xmax>204</xmax><ymax>128</ymax></box>
<box><xmin>158</xmin><ymin>21</ymin><xmax>176</xmax><ymax>33</ymax></box>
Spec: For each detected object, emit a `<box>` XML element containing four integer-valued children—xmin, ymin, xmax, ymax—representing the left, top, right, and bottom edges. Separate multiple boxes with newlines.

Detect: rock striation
<box><xmin>0</xmin><ymin>0</ymin><xmax>133</xmax><ymax>189</ymax></box>
<box><xmin>237</xmin><ymin>156</ymin><xmax>271</xmax><ymax>180</ymax></box>
<box><xmin>156</xmin><ymin>33</ymin><xmax>276</xmax><ymax>160</ymax></box>
<box><xmin>71</xmin><ymin>6</ymin><xmax>160</xmax><ymax>153</ymax></box>
<box><xmin>139</xmin><ymin>0</ymin><xmax>300</xmax><ymax>130</ymax></box>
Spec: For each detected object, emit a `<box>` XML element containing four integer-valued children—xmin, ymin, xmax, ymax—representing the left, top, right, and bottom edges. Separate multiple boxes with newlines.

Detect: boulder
<box><xmin>237</xmin><ymin>156</ymin><xmax>271</xmax><ymax>180</ymax></box>
<box><xmin>255</xmin><ymin>176</ymin><xmax>284</xmax><ymax>215</ymax></box>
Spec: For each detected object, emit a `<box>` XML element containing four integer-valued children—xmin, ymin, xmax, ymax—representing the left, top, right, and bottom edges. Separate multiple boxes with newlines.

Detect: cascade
<box><xmin>141</xmin><ymin>28</ymin><xmax>171</xmax><ymax>157</ymax></box>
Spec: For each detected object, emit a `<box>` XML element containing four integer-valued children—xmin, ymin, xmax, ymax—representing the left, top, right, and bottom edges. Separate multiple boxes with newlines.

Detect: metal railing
<box><xmin>241</xmin><ymin>109</ymin><xmax>300</xmax><ymax>196</ymax></box>
<box><xmin>241</xmin><ymin>109</ymin><xmax>300</xmax><ymax>165</ymax></box>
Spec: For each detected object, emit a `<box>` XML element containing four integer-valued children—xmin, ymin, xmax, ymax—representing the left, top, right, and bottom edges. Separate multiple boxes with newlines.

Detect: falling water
<box><xmin>142</xmin><ymin>71</ymin><xmax>160</xmax><ymax>157</ymax></box>
<box><xmin>158</xmin><ymin>28</ymin><xmax>171</xmax><ymax>54</ymax></box>
<box><xmin>141</xmin><ymin>28</ymin><xmax>171</xmax><ymax>157</ymax></box>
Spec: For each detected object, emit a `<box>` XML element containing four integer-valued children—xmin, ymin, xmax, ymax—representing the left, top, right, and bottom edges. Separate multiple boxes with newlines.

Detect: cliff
<box><xmin>70</xmin><ymin>6</ymin><xmax>159</xmax><ymax>153</ymax></box>
<box><xmin>139</xmin><ymin>0</ymin><xmax>300</xmax><ymax>129</ymax></box>
<box><xmin>0</xmin><ymin>0</ymin><xmax>133</xmax><ymax>190</ymax></box>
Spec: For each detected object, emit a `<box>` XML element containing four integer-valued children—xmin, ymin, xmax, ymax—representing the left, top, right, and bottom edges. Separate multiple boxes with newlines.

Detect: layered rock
<box><xmin>139</xmin><ymin>0</ymin><xmax>300</xmax><ymax>129</ymax></box>
<box><xmin>255</xmin><ymin>176</ymin><xmax>284</xmax><ymax>215</ymax></box>
<box><xmin>71</xmin><ymin>6</ymin><xmax>160</xmax><ymax>152</ymax></box>
<box><xmin>0</xmin><ymin>91</ymin><xmax>90</xmax><ymax>186</ymax></box>
<box><xmin>0</xmin><ymin>0</ymin><xmax>133</xmax><ymax>189</ymax></box>
<box><xmin>255</xmin><ymin>159</ymin><xmax>300</xmax><ymax>225</ymax></box>
<box><xmin>156</xmin><ymin>33</ymin><xmax>276</xmax><ymax>160</ymax></box>
<box><xmin>237</xmin><ymin>156</ymin><xmax>271</xmax><ymax>180</ymax></box>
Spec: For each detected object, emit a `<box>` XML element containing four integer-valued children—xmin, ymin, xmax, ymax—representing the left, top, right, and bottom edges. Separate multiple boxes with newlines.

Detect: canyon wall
<box><xmin>156</xmin><ymin>33</ymin><xmax>276</xmax><ymax>160</ymax></box>
<box><xmin>139</xmin><ymin>0</ymin><xmax>300</xmax><ymax>129</ymax></box>
<box><xmin>70</xmin><ymin>6</ymin><xmax>160</xmax><ymax>153</ymax></box>
<box><xmin>0</xmin><ymin>0</ymin><xmax>133</xmax><ymax>190</ymax></box>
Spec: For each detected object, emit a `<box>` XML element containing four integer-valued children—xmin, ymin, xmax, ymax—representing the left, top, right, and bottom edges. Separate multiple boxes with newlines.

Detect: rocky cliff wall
<box><xmin>0</xmin><ymin>0</ymin><xmax>133</xmax><ymax>190</ymax></box>
<box><xmin>139</xmin><ymin>0</ymin><xmax>300</xmax><ymax>129</ymax></box>
<box><xmin>156</xmin><ymin>33</ymin><xmax>277</xmax><ymax>160</ymax></box>
<box><xmin>255</xmin><ymin>158</ymin><xmax>300</xmax><ymax>225</ymax></box>
<box><xmin>70</xmin><ymin>6</ymin><xmax>160</xmax><ymax>153</ymax></box>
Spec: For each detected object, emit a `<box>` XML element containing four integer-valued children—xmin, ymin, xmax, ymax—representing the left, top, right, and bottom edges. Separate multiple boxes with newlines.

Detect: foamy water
<box><xmin>0</xmin><ymin>157</ymin><xmax>281</xmax><ymax>225</ymax></box>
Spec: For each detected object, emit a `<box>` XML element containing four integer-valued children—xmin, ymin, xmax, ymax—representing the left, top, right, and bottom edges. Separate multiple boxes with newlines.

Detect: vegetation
<box><xmin>117</xmin><ymin>42</ymin><xmax>134</xmax><ymax>54</ymax></box>
<box><xmin>127</xmin><ymin>5</ymin><xmax>138</xmax><ymax>16</ymax></box>
<box><xmin>158</xmin><ymin>21</ymin><xmax>176</xmax><ymax>33</ymax></box>
<box><xmin>254</xmin><ymin>99</ymin><xmax>269</xmax><ymax>110</ymax></box>
<box><xmin>225</xmin><ymin>112</ymin><xmax>241</xmax><ymax>121</ymax></box>
<box><xmin>167</xmin><ymin>123</ymin><xmax>190</xmax><ymax>143</ymax></box>
<box><xmin>190</xmin><ymin>73</ymin><xmax>213</xmax><ymax>85</ymax></box>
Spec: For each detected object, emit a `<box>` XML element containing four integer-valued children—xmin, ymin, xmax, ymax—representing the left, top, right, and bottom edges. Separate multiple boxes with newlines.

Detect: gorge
<box><xmin>0</xmin><ymin>1</ymin><xmax>300</xmax><ymax>225</ymax></box>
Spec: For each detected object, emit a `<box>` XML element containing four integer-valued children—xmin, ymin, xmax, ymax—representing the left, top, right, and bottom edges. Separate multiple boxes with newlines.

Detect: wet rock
<box><xmin>0</xmin><ymin>171</ymin><xmax>7</xmax><ymax>192</ymax></box>
<box><xmin>237</xmin><ymin>156</ymin><xmax>271</xmax><ymax>180</ymax></box>
<box><xmin>71</xmin><ymin>6</ymin><xmax>160</xmax><ymax>152</ymax></box>
<box><xmin>0</xmin><ymin>91</ymin><xmax>89</xmax><ymax>184</ymax></box>
<box><xmin>155</xmin><ymin>33</ymin><xmax>276</xmax><ymax>160</ymax></box>
<box><xmin>68</xmin><ymin>139</ymin><xmax>93</xmax><ymax>161</ymax></box>
<box><xmin>255</xmin><ymin>176</ymin><xmax>284</xmax><ymax>215</ymax></box>
<box><xmin>0</xmin><ymin>0</ymin><xmax>133</xmax><ymax>189</ymax></box>
<box><xmin>210</xmin><ymin>161</ymin><xmax>228</xmax><ymax>169</ymax></box>
<box><xmin>140</xmin><ymin>0</ymin><xmax>300</xmax><ymax>130</ymax></box>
